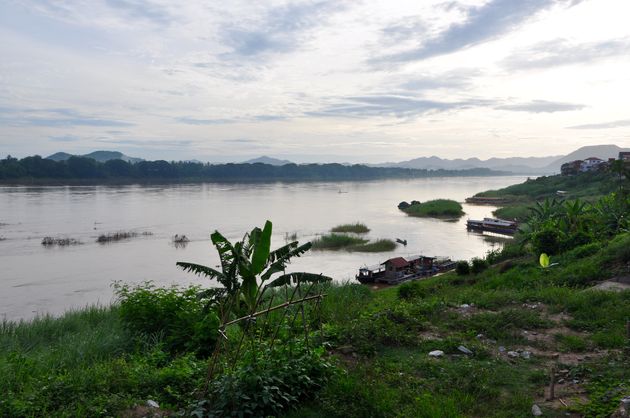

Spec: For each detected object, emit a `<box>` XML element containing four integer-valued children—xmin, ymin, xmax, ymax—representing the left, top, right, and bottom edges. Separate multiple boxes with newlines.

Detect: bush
<box><xmin>114</xmin><ymin>282</ymin><xmax>219</xmax><ymax>356</ymax></box>
<box><xmin>195</xmin><ymin>342</ymin><xmax>334</xmax><ymax>417</ymax></box>
<box><xmin>470</xmin><ymin>258</ymin><xmax>488</xmax><ymax>274</ymax></box>
<box><xmin>531</xmin><ymin>227</ymin><xmax>561</xmax><ymax>255</ymax></box>
<box><xmin>455</xmin><ymin>261</ymin><xmax>470</xmax><ymax>276</ymax></box>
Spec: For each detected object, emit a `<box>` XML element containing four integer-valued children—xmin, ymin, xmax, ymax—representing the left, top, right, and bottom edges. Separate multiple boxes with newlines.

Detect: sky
<box><xmin>1</xmin><ymin>0</ymin><xmax>630</xmax><ymax>163</ymax></box>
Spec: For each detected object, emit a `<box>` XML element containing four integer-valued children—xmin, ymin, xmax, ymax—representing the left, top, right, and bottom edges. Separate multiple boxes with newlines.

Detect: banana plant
<box><xmin>177</xmin><ymin>220</ymin><xmax>331</xmax><ymax>314</ymax></box>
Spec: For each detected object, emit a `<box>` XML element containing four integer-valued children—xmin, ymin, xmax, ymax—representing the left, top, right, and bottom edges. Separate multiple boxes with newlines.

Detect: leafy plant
<box><xmin>177</xmin><ymin>220</ymin><xmax>331</xmax><ymax>316</ymax></box>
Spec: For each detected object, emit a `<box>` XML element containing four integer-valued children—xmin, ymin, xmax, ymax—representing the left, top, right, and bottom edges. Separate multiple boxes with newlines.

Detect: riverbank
<box><xmin>2</xmin><ymin>231</ymin><xmax>629</xmax><ymax>416</ymax></box>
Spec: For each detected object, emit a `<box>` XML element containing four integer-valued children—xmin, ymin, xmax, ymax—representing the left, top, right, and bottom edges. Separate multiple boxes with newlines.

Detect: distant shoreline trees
<box><xmin>0</xmin><ymin>154</ymin><xmax>507</xmax><ymax>184</ymax></box>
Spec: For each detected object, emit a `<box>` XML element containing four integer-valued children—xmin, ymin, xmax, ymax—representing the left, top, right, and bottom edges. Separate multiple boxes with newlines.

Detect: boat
<box><xmin>356</xmin><ymin>255</ymin><xmax>455</xmax><ymax>285</ymax></box>
<box><xmin>356</xmin><ymin>264</ymin><xmax>385</xmax><ymax>284</ymax></box>
<box><xmin>466</xmin><ymin>217</ymin><xmax>518</xmax><ymax>235</ymax></box>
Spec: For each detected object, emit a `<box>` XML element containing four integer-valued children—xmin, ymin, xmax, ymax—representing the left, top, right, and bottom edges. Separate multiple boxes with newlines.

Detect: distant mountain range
<box><xmin>45</xmin><ymin>144</ymin><xmax>629</xmax><ymax>174</ymax></box>
<box><xmin>371</xmin><ymin>144</ymin><xmax>629</xmax><ymax>174</ymax></box>
<box><xmin>46</xmin><ymin>150</ymin><xmax>143</xmax><ymax>163</ymax></box>
<box><xmin>242</xmin><ymin>156</ymin><xmax>293</xmax><ymax>166</ymax></box>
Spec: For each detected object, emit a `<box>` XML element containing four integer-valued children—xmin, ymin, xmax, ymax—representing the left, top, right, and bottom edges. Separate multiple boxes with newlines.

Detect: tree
<box><xmin>177</xmin><ymin>220</ymin><xmax>332</xmax><ymax>317</ymax></box>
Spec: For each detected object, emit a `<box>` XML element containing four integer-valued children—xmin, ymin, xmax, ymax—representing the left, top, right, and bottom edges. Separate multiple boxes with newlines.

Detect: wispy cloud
<box><xmin>0</xmin><ymin>108</ymin><xmax>133</xmax><ymax>127</ymax></box>
<box><xmin>496</xmin><ymin>100</ymin><xmax>585</xmax><ymax>113</ymax></box>
<box><xmin>373</xmin><ymin>0</ymin><xmax>557</xmax><ymax>64</ymax></box>
<box><xmin>503</xmin><ymin>38</ymin><xmax>630</xmax><ymax>70</ymax></box>
<box><xmin>309</xmin><ymin>95</ymin><xmax>489</xmax><ymax>118</ymax></box>
<box><xmin>176</xmin><ymin>117</ymin><xmax>237</xmax><ymax>125</ymax></box>
<box><xmin>567</xmin><ymin>119</ymin><xmax>630</xmax><ymax>129</ymax></box>
<box><xmin>220</xmin><ymin>1</ymin><xmax>346</xmax><ymax>57</ymax></box>
<box><xmin>49</xmin><ymin>134</ymin><xmax>81</xmax><ymax>142</ymax></box>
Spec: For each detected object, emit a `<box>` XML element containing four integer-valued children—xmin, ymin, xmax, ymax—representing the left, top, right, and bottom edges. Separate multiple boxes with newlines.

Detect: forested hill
<box><xmin>0</xmin><ymin>155</ymin><xmax>508</xmax><ymax>183</ymax></box>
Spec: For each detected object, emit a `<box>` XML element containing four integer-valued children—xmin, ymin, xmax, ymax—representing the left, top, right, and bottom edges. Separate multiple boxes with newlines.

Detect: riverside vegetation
<box><xmin>398</xmin><ymin>198</ymin><xmax>465</xmax><ymax>218</ymax></box>
<box><xmin>0</xmin><ymin>154</ymin><xmax>503</xmax><ymax>184</ymax></box>
<box><xmin>312</xmin><ymin>223</ymin><xmax>397</xmax><ymax>252</ymax></box>
<box><xmin>1</xmin><ymin>171</ymin><xmax>629</xmax><ymax>417</ymax></box>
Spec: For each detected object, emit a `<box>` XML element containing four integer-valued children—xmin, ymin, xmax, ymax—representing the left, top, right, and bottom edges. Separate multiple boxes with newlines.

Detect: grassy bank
<box><xmin>400</xmin><ymin>199</ymin><xmax>464</xmax><ymax>218</ymax></box>
<box><xmin>330</xmin><ymin>223</ymin><xmax>370</xmax><ymax>233</ymax></box>
<box><xmin>4</xmin><ymin>233</ymin><xmax>629</xmax><ymax>417</ymax></box>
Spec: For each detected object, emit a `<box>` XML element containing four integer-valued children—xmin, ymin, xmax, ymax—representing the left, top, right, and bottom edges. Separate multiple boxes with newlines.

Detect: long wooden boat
<box><xmin>356</xmin><ymin>255</ymin><xmax>456</xmax><ymax>285</ymax></box>
<box><xmin>466</xmin><ymin>217</ymin><xmax>518</xmax><ymax>235</ymax></box>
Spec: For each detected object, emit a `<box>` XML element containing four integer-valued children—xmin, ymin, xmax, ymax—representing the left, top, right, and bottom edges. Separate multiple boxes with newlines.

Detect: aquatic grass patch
<box><xmin>96</xmin><ymin>231</ymin><xmax>152</xmax><ymax>243</ymax></box>
<box><xmin>41</xmin><ymin>236</ymin><xmax>82</xmax><ymax>246</ymax></box>
<box><xmin>400</xmin><ymin>199</ymin><xmax>464</xmax><ymax>218</ymax></box>
<box><xmin>349</xmin><ymin>238</ymin><xmax>397</xmax><ymax>252</ymax></box>
<box><xmin>331</xmin><ymin>222</ymin><xmax>370</xmax><ymax>233</ymax></box>
<box><xmin>311</xmin><ymin>233</ymin><xmax>368</xmax><ymax>250</ymax></box>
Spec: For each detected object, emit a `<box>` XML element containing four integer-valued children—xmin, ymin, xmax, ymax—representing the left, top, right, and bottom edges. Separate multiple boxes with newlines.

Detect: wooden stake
<box><xmin>547</xmin><ymin>365</ymin><xmax>556</xmax><ymax>401</ymax></box>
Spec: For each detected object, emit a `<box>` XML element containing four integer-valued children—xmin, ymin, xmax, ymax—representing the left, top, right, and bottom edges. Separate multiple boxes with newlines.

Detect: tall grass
<box><xmin>312</xmin><ymin>234</ymin><xmax>368</xmax><ymax>250</ymax></box>
<box><xmin>331</xmin><ymin>223</ymin><xmax>370</xmax><ymax>233</ymax></box>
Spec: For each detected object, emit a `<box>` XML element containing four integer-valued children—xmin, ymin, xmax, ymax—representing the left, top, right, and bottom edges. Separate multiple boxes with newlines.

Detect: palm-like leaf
<box><xmin>261</xmin><ymin>242</ymin><xmax>313</xmax><ymax>282</ymax></box>
<box><xmin>267</xmin><ymin>272</ymin><xmax>332</xmax><ymax>288</ymax></box>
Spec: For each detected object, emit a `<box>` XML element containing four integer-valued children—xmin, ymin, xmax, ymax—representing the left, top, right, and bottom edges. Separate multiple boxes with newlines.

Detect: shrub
<box><xmin>455</xmin><ymin>261</ymin><xmax>470</xmax><ymax>276</ymax></box>
<box><xmin>114</xmin><ymin>282</ymin><xmax>219</xmax><ymax>356</ymax></box>
<box><xmin>470</xmin><ymin>258</ymin><xmax>488</xmax><ymax>274</ymax></box>
<box><xmin>195</xmin><ymin>342</ymin><xmax>334</xmax><ymax>417</ymax></box>
<box><xmin>531</xmin><ymin>227</ymin><xmax>561</xmax><ymax>255</ymax></box>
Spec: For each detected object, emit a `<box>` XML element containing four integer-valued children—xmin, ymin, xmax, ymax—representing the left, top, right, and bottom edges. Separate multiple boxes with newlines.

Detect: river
<box><xmin>0</xmin><ymin>176</ymin><xmax>527</xmax><ymax>320</ymax></box>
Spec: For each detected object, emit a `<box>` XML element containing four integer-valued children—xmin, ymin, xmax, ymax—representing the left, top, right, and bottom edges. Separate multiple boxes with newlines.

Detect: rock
<box><xmin>460</xmin><ymin>304</ymin><xmax>470</xmax><ymax>309</ymax></box>
<box><xmin>428</xmin><ymin>350</ymin><xmax>444</xmax><ymax>358</ymax></box>
<box><xmin>610</xmin><ymin>396</ymin><xmax>630</xmax><ymax>417</ymax></box>
<box><xmin>147</xmin><ymin>400</ymin><xmax>160</xmax><ymax>408</ymax></box>
<box><xmin>558</xmin><ymin>378</ymin><xmax>565</xmax><ymax>384</ymax></box>
<box><xmin>507</xmin><ymin>351</ymin><xmax>519</xmax><ymax>358</ymax></box>
<box><xmin>521</xmin><ymin>351</ymin><xmax>532</xmax><ymax>359</ymax></box>
<box><xmin>531</xmin><ymin>404</ymin><xmax>543</xmax><ymax>416</ymax></box>
<box><xmin>476</xmin><ymin>333</ymin><xmax>484</xmax><ymax>339</ymax></box>
<box><xmin>458</xmin><ymin>345</ymin><xmax>473</xmax><ymax>355</ymax></box>
<box><xmin>499</xmin><ymin>346</ymin><xmax>506</xmax><ymax>353</ymax></box>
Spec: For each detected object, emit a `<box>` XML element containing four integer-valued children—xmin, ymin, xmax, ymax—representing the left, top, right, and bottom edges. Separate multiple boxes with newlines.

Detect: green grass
<box><xmin>4</xmin><ymin>230</ymin><xmax>630</xmax><ymax>417</ymax></box>
<box><xmin>0</xmin><ymin>306</ymin><xmax>205</xmax><ymax>416</ymax></box>
<box><xmin>492</xmin><ymin>204</ymin><xmax>531</xmax><ymax>221</ymax></box>
<box><xmin>311</xmin><ymin>233</ymin><xmax>368</xmax><ymax>250</ymax></box>
<box><xmin>402</xmin><ymin>199</ymin><xmax>464</xmax><ymax>218</ymax></box>
<box><xmin>349</xmin><ymin>239</ymin><xmax>397</xmax><ymax>252</ymax></box>
<box><xmin>331</xmin><ymin>223</ymin><xmax>370</xmax><ymax>233</ymax></box>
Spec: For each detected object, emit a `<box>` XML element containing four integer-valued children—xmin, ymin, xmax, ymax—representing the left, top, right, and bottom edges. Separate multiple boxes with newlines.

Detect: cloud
<box><xmin>0</xmin><ymin>108</ymin><xmax>134</xmax><ymax>127</ymax></box>
<box><xmin>396</xmin><ymin>68</ymin><xmax>482</xmax><ymax>93</ymax></box>
<box><xmin>502</xmin><ymin>38</ymin><xmax>630</xmax><ymax>70</ymax></box>
<box><xmin>373</xmin><ymin>0</ymin><xmax>557</xmax><ymax>64</ymax></box>
<box><xmin>176</xmin><ymin>117</ymin><xmax>236</xmax><ymax>125</ymax></box>
<box><xmin>49</xmin><ymin>134</ymin><xmax>80</xmax><ymax>142</ymax></box>
<box><xmin>104</xmin><ymin>0</ymin><xmax>174</xmax><ymax>26</ymax></box>
<box><xmin>567</xmin><ymin>119</ymin><xmax>630</xmax><ymax>129</ymax></box>
<box><xmin>220</xmin><ymin>1</ymin><xmax>346</xmax><ymax>57</ymax></box>
<box><xmin>309</xmin><ymin>95</ymin><xmax>488</xmax><ymax>118</ymax></box>
<box><xmin>496</xmin><ymin>100</ymin><xmax>585</xmax><ymax>113</ymax></box>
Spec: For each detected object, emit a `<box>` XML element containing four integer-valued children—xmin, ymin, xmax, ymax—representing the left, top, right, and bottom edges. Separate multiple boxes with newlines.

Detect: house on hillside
<box><xmin>580</xmin><ymin>157</ymin><xmax>605</xmax><ymax>172</ymax></box>
<box><xmin>561</xmin><ymin>160</ymin><xmax>582</xmax><ymax>176</ymax></box>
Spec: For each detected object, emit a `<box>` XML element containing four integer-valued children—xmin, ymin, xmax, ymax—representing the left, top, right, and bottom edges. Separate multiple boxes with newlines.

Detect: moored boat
<box><xmin>466</xmin><ymin>217</ymin><xmax>518</xmax><ymax>235</ymax></box>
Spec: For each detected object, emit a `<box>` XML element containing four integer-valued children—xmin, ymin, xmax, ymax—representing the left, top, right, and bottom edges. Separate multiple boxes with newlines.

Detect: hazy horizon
<box><xmin>1</xmin><ymin>0</ymin><xmax>630</xmax><ymax>162</ymax></box>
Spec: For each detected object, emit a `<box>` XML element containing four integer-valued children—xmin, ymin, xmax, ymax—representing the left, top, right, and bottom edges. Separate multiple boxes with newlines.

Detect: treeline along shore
<box><xmin>0</xmin><ymin>155</ymin><xmax>507</xmax><ymax>184</ymax></box>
